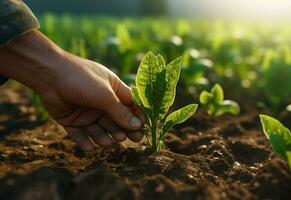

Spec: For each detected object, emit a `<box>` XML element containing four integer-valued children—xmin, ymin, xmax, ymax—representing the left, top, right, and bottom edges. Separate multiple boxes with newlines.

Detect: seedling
<box><xmin>131</xmin><ymin>52</ymin><xmax>198</xmax><ymax>153</ymax></box>
<box><xmin>199</xmin><ymin>84</ymin><xmax>240</xmax><ymax>117</ymax></box>
<box><xmin>262</xmin><ymin>47</ymin><xmax>291</xmax><ymax>112</ymax></box>
<box><xmin>260</xmin><ymin>115</ymin><xmax>291</xmax><ymax>170</ymax></box>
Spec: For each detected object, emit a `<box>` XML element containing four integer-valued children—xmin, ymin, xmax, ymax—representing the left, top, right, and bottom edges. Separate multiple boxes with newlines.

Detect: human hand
<box><xmin>0</xmin><ymin>30</ymin><xmax>144</xmax><ymax>151</ymax></box>
<box><xmin>39</xmin><ymin>54</ymin><xmax>145</xmax><ymax>151</ymax></box>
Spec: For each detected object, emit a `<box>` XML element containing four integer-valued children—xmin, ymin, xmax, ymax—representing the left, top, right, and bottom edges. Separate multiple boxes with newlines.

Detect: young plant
<box><xmin>131</xmin><ymin>52</ymin><xmax>198</xmax><ymax>153</ymax></box>
<box><xmin>199</xmin><ymin>84</ymin><xmax>240</xmax><ymax>117</ymax></box>
<box><xmin>260</xmin><ymin>115</ymin><xmax>291</xmax><ymax>170</ymax></box>
<box><xmin>262</xmin><ymin>47</ymin><xmax>291</xmax><ymax>113</ymax></box>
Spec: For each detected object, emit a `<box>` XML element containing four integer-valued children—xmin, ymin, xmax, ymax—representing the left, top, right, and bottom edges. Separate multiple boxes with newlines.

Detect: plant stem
<box><xmin>151</xmin><ymin>120</ymin><xmax>158</xmax><ymax>153</ymax></box>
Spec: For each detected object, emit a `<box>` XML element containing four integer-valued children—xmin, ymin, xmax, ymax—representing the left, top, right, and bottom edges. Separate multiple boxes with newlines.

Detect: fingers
<box><xmin>65</xmin><ymin>127</ymin><xmax>94</xmax><ymax>151</ymax></box>
<box><xmin>102</xmin><ymin>76</ymin><xmax>144</xmax><ymax>130</ymax></box>
<box><xmin>132</xmin><ymin>104</ymin><xmax>146</xmax><ymax>124</ymax></box>
<box><xmin>104</xmin><ymin>98</ymin><xmax>142</xmax><ymax>130</ymax></box>
<box><xmin>126</xmin><ymin>130</ymin><xmax>144</xmax><ymax>142</ymax></box>
<box><xmin>65</xmin><ymin>119</ymin><xmax>144</xmax><ymax>151</ymax></box>
<box><xmin>97</xmin><ymin>115</ymin><xmax>143</xmax><ymax>143</ymax></box>
<box><xmin>97</xmin><ymin>116</ymin><xmax>127</xmax><ymax>142</ymax></box>
<box><xmin>114</xmin><ymin>80</ymin><xmax>133</xmax><ymax>106</ymax></box>
<box><xmin>114</xmin><ymin>78</ymin><xmax>146</xmax><ymax>124</ymax></box>
<box><xmin>57</xmin><ymin>108</ymin><xmax>103</xmax><ymax>127</ymax></box>
<box><xmin>94</xmin><ymin>115</ymin><xmax>143</xmax><ymax>143</ymax></box>
<box><xmin>65</xmin><ymin>125</ymin><xmax>114</xmax><ymax>150</ymax></box>
<box><xmin>86</xmin><ymin>124</ymin><xmax>113</xmax><ymax>146</ymax></box>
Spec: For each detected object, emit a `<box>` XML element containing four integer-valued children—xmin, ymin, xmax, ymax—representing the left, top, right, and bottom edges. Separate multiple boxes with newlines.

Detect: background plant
<box><xmin>199</xmin><ymin>84</ymin><xmax>240</xmax><ymax>117</ymax></box>
<box><xmin>131</xmin><ymin>52</ymin><xmax>198</xmax><ymax>152</ymax></box>
<box><xmin>21</xmin><ymin>16</ymin><xmax>291</xmax><ymax>121</ymax></box>
<box><xmin>260</xmin><ymin>46</ymin><xmax>291</xmax><ymax>113</ymax></box>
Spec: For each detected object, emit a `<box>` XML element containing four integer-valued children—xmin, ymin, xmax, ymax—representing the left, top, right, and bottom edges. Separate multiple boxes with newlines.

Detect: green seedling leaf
<box><xmin>131</xmin><ymin>86</ymin><xmax>143</xmax><ymax>108</ymax></box>
<box><xmin>131</xmin><ymin>86</ymin><xmax>153</xmax><ymax>122</ymax></box>
<box><xmin>199</xmin><ymin>84</ymin><xmax>240</xmax><ymax>117</ymax></box>
<box><xmin>158</xmin><ymin>140</ymin><xmax>166</xmax><ymax>151</ymax></box>
<box><xmin>157</xmin><ymin>57</ymin><xmax>182</xmax><ymax>119</ymax></box>
<box><xmin>136</xmin><ymin>51</ymin><xmax>159</xmax><ymax>111</ymax></box>
<box><xmin>216</xmin><ymin>100</ymin><xmax>240</xmax><ymax>116</ymax></box>
<box><xmin>133</xmin><ymin>52</ymin><xmax>198</xmax><ymax>152</ymax></box>
<box><xmin>136</xmin><ymin>52</ymin><xmax>182</xmax><ymax>121</ymax></box>
<box><xmin>260</xmin><ymin>115</ymin><xmax>291</xmax><ymax>142</ymax></box>
<box><xmin>162</xmin><ymin>104</ymin><xmax>198</xmax><ymax>138</ymax></box>
<box><xmin>157</xmin><ymin>54</ymin><xmax>166</xmax><ymax>68</ymax></box>
<box><xmin>199</xmin><ymin>91</ymin><xmax>212</xmax><ymax>105</ymax></box>
<box><xmin>211</xmin><ymin>84</ymin><xmax>224</xmax><ymax>104</ymax></box>
<box><xmin>260</xmin><ymin>115</ymin><xmax>291</xmax><ymax>161</ymax></box>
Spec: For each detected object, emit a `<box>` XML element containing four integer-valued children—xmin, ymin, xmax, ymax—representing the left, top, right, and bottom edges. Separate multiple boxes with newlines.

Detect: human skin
<box><xmin>0</xmin><ymin>30</ymin><xmax>145</xmax><ymax>151</ymax></box>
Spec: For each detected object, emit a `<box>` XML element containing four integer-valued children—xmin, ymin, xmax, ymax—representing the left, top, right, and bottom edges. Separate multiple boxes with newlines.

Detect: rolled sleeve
<box><xmin>0</xmin><ymin>0</ymin><xmax>40</xmax><ymax>85</ymax></box>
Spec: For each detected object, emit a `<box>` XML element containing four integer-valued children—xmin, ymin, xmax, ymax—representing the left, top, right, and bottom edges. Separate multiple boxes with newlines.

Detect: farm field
<box><xmin>0</xmin><ymin>16</ymin><xmax>291</xmax><ymax>200</ymax></box>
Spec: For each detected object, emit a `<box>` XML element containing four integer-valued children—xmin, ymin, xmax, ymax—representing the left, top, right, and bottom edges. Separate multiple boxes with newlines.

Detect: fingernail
<box><xmin>129</xmin><ymin>116</ymin><xmax>142</xmax><ymax>128</ymax></box>
<box><xmin>80</xmin><ymin>141</ymin><xmax>94</xmax><ymax>152</ymax></box>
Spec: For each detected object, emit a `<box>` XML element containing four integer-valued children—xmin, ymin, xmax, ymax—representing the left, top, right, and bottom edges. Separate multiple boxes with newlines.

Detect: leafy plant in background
<box><xmin>181</xmin><ymin>49</ymin><xmax>212</xmax><ymax>96</ymax></box>
<box><xmin>38</xmin><ymin>16</ymin><xmax>291</xmax><ymax>114</ymax></box>
<box><xmin>199</xmin><ymin>84</ymin><xmax>240</xmax><ymax>117</ymax></box>
<box><xmin>262</xmin><ymin>47</ymin><xmax>291</xmax><ymax>112</ymax></box>
<box><xmin>131</xmin><ymin>52</ymin><xmax>198</xmax><ymax>152</ymax></box>
<box><xmin>260</xmin><ymin>115</ymin><xmax>291</xmax><ymax>170</ymax></box>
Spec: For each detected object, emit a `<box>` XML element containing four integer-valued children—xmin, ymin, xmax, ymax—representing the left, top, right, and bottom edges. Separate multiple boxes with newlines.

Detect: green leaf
<box><xmin>269</xmin><ymin>134</ymin><xmax>289</xmax><ymax>160</ymax></box>
<box><xmin>131</xmin><ymin>86</ymin><xmax>153</xmax><ymax>125</ymax></box>
<box><xmin>131</xmin><ymin>86</ymin><xmax>143</xmax><ymax>108</ymax></box>
<box><xmin>162</xmin><ymin>104</ymin><xmax>198</xmax><ymax>137</ymax></box>
<box><xmin>156</xmin><ymin>57</ymin><xmax>182</xmax><ymax>119</ymax></box>
<box><xmin>216</xmin><ymin>100</ymin><xmax>240</xmax><ymax>116</ymax></box>
<box><xmin>211</xmin><ymin>84</ymin><xmax>224</xmax><ymax>104</ymax></box>
<box><xmin>260</xmin><ymin>114</ymin><xmax>291</xmax><ymax>160</ymax></box>
<box><xmin>134</xmin><ymin>52</ymin><xmax>198</xmax><ymax>152</ymax></box>
<box><xmin>136</xmin><ymin>52</ymin><xmax>159</xmax><ymax>111</ymax></box>
<box><xmin>157</xmin><ymin>54</ymin><xmax>166</xmax><ymax>68</ymax></box>
<box><xmin>200</xmin><ymin>84</ymin><xmax>239</xmax><ymax>117</ymax></box>
<box><xmin>136</xmin><ymin>52</ymin><xmax>181</xmax><ymax>120</ymax></box>
<box><xmin>116</xmin><ymin>24</ymin><xmax>132</xmax><ymax>53</ymax></box>
<box><xmin>199</xmin><ymin>91</ymin><xmax>212</xmax><ymax>105</ymax></box>
<box><xmin>157</xmin><ymin>140</ymin><xmax>166</xmax><ymax>151</ymax></box>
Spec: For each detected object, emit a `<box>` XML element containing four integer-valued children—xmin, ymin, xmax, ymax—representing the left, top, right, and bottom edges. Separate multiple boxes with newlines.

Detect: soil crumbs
<box><xmin>0</xmin><ymin>87</ymin><xmax>290</xmax><ymax>200</ymax></box>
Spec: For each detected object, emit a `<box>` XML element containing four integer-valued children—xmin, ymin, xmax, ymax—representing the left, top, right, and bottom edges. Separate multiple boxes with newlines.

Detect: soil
<box><xmin>0</xmin><ymin>85</ymin><xmax>290</xmax><ymax>200</ymax></box>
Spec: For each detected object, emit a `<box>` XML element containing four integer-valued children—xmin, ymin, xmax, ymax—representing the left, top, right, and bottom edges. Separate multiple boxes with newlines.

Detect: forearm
<box><xmin>0</xmin><ymin>30</ymin><xmax>66</xmax><ymax>92</ymax></box>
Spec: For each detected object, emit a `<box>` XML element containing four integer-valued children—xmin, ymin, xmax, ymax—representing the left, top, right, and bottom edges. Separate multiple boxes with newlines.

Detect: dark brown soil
<box><xmin>0</xmin><ymin>85</ymin><xmax>290</xmax><ymax>200</ymax></box>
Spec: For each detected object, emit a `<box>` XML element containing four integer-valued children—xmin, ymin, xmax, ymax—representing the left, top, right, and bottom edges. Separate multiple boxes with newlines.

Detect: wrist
<box><xmin>0</xmin><ymin>30</ymin><xmax>66</xmax><ymax>93</ymax></box>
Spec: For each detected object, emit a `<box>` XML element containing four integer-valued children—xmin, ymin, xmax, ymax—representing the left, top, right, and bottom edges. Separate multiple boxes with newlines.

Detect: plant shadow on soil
<box><xmin>0</xmin><ymin>88</ymin><xmax>291</xmax><ymax>200</ymax></box>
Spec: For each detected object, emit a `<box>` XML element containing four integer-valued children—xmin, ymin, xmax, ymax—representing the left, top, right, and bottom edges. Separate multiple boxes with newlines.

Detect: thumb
<box><xmin>103</xmin><ymin>94</ymin><xmax>142</xmax><ymax>130</ymax></box>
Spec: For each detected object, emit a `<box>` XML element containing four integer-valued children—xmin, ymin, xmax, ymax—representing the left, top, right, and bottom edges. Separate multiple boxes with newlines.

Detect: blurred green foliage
<box><xmin>33</xmin><ymin>15</ymin><xmax>291</xmax><ymax>118</ymax></box>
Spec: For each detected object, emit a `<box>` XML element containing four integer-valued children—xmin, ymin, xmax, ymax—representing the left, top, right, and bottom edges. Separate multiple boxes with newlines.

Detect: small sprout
<box><xmin>199</xmin><ymin>84</ymin><xmax>240</xmax><ymax>117</ymax></box>
<box><xmin>260</xmin><ymin>114</ymin><xmax>291</xmax><ymax>170</ymax></box>
<box><xmin>131</xmin><ymin>52</ymin><xmax>198</xmax><ymax>153</ymax></box>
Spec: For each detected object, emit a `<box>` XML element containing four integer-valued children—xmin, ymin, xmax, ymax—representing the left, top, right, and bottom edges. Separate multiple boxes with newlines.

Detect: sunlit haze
<box><xmin>169</xmin><ymin>0</ymin><xmax>291</xmax><ymax>22</ymax></box>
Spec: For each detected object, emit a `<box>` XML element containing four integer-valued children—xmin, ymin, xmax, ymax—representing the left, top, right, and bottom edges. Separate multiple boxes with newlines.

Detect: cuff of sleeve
<box><xmin>0</xmin><ymin>0</ymin><xmax>40</xmax><ymax>85</ymax></box>
<box><xmin>0</xmin><ymin>0</ymin><xmax>40</xmax><ymax>47</ymax></box>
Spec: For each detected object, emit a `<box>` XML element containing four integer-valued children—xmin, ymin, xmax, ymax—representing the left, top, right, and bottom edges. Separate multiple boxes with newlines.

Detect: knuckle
<box><xmin>69</xmin><ymin>131</ymin><xmax>84</xmax><ymax>142</ymax></box>
<box><xmin>117</xmin><ymin>106</ymin><xmax>131</xmax><ymax>120</ymax></box>
<box><xmin>87</xmin><ymin>125</ymin><xmax>105</xmax><ymax>136</ymax></box>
